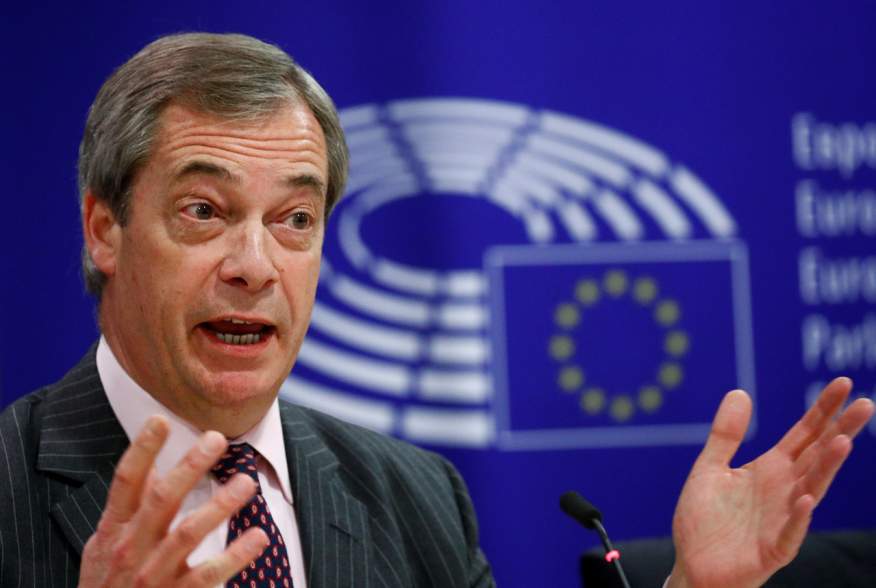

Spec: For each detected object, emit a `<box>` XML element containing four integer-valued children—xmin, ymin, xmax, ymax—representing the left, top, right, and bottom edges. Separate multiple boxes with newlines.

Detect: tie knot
<box><xmin>211</xmin><ymin>442</ymin><xmax>260</xmax><ymax>486</ymax></box>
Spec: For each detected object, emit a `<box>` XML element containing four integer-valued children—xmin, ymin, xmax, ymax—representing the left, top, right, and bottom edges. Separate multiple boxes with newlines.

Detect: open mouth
<box><xmin>199</xmin><ymin>318</ymin><xmax>275</xmax><ymax>346</ymax></box>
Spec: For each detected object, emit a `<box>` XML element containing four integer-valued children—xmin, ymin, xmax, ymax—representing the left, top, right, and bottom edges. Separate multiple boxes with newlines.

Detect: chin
<box><xmin>199</xmin><ymin>371</ymin><xmax>281</xmax><ymax>409</ymax></box>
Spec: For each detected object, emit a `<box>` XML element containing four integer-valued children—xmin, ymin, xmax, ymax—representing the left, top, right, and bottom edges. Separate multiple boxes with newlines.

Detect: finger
<box><xmin>773</xmin><ymin>494</ymin><xmax>815</xmax><ymax>567</ymax></box>
<box><xmin>798</xmin><ymin>434</ymin><xmax>853</xmax><ymax>505</ymax></box>
<box><xmin>838</xmin><ymin>397</ymin><xmax>875</xmax><ymax>440</ymax></box>
<box><xmin>182</xmin><ymin>528</ymin><xmax>269</xmax><ymax>588</ymax></box>
<box><xmin>694</xmin><ymin>389</ymin><xmax>752</xmax><ymax>469</ymax></box>
<box><xmin>100</xmin><ymin>416</ymin><xmax>169</xmax><ymax>534</ymax></box>
<box><xmin>776</xmin><ymin>377</ymin><xmax>850</xmax><ymax>459</ymax></box>
<box><xmin>136</xmin><ymin>474</ymin><xmax>257</xmax><ymax>585</ymax></box>
<box><xmin>130</xmin><ymin>431</ymin><xmax>228</xmax><ymax>549</ymax></box>
<box><xmin>793</xmin><ymin>397</ymin><xmax>873</xmax><ymax>477</ymax></box>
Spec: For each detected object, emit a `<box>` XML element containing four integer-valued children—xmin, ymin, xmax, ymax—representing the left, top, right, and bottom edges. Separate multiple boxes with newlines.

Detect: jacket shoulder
<box><xmin>1</xmin><ymin>346</ymin><xmax>101</xmax><ymax>422</ymax></box>
<box><xmin>0</xmin><ymin>386</ymin><xmax>52</xmax><ymax>456</ymax></box>
<box><xmin>280</xmin><ymin>399</ymin><xmax>448</xmax><ymax>478</ymax></box>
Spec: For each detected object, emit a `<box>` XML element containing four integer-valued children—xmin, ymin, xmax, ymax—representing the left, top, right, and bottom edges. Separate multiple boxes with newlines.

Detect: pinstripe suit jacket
<box><xmin>0</xmin><ymin>349</ymin><xmax>494</xmax><ymax>588</ymax></box>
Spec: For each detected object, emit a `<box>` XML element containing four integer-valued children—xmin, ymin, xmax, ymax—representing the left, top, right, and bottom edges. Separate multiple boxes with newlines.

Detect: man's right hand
<box><xmin>79</xmin><ymin>415</ymin><xmax>269</xmax><ymax>587</ymax></box>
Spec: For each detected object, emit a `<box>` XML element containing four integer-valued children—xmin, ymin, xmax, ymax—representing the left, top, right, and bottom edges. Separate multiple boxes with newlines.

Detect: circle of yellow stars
<box><xmin>549</xmin><ymin>269</ymin><xmax>691</xmax><ymax>423</ymax></box>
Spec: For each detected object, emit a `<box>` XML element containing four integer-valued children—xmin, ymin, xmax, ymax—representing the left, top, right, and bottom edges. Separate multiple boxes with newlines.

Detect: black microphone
<box><xmin>560</xmin><ymin>491</ymin><xmax>632</xmax><ymax>588</ymax></box>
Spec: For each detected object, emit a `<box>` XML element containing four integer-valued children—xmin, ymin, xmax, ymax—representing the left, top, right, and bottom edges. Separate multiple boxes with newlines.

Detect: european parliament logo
<box><xmin>279</xmin><ymin>97</ymin><xmax>755</xmax><ymax>449</ymax></box>
<box><xmin>488</xmin><ymin>241</ymin><xmax>755</xmax><ymax>450</ymax></box>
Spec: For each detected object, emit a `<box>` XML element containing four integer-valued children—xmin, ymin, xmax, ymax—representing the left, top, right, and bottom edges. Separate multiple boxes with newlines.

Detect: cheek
<box><xmin>123</xmin><ymin>232</ymin><xmax>210</xmax><ymax>310</ymax></box>
<box><xmin>281</xmin><ymin>255</ymin><xmax>321</xmax><ymax>310</ymax></box>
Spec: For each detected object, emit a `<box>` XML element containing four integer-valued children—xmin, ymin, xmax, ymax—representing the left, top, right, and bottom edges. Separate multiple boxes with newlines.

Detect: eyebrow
<box><xmin>174</xmin><ymin>160</ymin><xmax>238</xmax><ymax>184</ymax></box>
<box><xmin>286</xmin><ymin>174</ymin><xmax>326</xmax><ymax>197</ymax></box>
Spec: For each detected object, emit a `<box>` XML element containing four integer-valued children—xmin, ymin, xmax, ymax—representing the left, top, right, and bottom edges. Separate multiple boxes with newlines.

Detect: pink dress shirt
<box><xmin>97</xmin><ymin>337</ymin><xmax>308</xmax><ymax>588</ymax></box>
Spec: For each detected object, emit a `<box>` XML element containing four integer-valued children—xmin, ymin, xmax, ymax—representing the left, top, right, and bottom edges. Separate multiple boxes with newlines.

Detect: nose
<box><xmin>218</xmin><ymin>221</ymin><xmax>279</xmax><ymax>292</ymax></box>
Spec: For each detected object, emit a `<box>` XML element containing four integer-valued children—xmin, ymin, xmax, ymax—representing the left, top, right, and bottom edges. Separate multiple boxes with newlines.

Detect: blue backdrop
<box><xmin>3</xmin><ymin>2</ymin><xmax>876</xmax><ymax>586</ymax></box>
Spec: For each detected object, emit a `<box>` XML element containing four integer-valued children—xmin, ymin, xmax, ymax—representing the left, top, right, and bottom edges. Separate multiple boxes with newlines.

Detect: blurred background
<box><xmin>3</xmin><ymin>2</ymin><xmax>875</xmax><ymax>585</ymax></box>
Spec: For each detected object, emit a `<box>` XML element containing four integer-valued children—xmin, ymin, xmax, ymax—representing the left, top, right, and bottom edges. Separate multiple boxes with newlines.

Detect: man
<box><xmin>0</xmin><ymin>32</ymin><xmax>871</xmax><ymax>588</ymax></box>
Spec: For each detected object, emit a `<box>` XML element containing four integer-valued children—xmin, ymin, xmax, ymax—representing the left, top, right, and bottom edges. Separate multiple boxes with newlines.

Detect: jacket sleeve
<box><xmin>439</xmin><ymin>456</ymin><xmax>496</xmax><ymax>588</ymax></box>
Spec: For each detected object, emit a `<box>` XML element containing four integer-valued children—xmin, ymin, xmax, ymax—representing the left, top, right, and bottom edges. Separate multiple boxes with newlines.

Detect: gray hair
<box><xmin>78</xmin><ymin>32</ymin><xmax>349</xmax><ymax>297</ymax></box>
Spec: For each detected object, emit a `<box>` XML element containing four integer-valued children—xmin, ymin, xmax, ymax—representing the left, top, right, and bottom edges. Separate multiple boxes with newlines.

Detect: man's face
<box><xmin>94</xmin><ymin>101</ymin><xmax>328</xmax><ymax>432</ymax></box>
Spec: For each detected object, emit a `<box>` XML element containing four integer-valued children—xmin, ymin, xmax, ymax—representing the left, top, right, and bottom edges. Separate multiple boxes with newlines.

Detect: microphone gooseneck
<box><xmin>560</xmin><ymin>491</ymin><xmax>632</xmax><ymax>588</ymax></box>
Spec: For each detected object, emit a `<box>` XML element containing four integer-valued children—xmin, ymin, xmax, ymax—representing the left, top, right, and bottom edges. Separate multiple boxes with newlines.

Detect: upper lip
<box><xmin>205</xmin><ymin>315</ymin><xmax>276</xmax><ymax>327</ymax></box>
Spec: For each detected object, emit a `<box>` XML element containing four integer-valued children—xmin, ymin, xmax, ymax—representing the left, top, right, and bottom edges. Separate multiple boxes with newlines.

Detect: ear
<box><xmin>82</xmin><ymin>191</ymin><xmax>122</xmax><ymax>278</ymax></box>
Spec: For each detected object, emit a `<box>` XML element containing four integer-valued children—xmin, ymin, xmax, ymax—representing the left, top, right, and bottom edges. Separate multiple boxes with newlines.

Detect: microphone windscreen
<box><xmin>559</xmin><ymin>491</ymin><xmax>602</xmax><ymax>529</ymax></box>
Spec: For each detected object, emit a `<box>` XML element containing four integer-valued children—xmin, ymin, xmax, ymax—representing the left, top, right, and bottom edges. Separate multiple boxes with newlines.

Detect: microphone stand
<box><xmin>591</xmin><ymin>518</ymin><xmax>631</xmax><ymax>588</ymax></box>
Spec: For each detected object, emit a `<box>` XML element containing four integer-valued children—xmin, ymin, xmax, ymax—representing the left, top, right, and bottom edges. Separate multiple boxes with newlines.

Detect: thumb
<box><xmin>695</xmin><ymin>389</ymin><xmax>752</xmax><ymax>469</ymax></box>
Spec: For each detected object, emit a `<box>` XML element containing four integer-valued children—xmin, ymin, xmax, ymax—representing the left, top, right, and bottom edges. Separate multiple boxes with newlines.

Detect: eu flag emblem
<box><xmin>486</xmin><ymin>241</ymin><xmax>754</xmax><ymax>450</ymax></box>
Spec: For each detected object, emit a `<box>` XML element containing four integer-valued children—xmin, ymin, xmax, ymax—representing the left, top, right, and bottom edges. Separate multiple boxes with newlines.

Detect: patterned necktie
<box><xmin>211</xmin><ymin>443</ymin><xmax>294</xmax><ymax>588</ymax></box>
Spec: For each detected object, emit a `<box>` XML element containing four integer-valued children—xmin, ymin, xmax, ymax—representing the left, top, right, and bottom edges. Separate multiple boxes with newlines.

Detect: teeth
<box><xmin>229</xmin><ymin>318</ymin><xmax>254</xmax><ymax>325</ymax></box>
<box><xmin>215</xmin><ymin>332</ymin><xmax>262</xmax><ymax>345</ymax></box>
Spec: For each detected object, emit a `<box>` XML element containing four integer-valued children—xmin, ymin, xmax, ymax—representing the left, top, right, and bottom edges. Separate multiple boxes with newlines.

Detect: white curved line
<box><xmin>540</xmin><ymin>111</ymin><xmax>668</xmax><ymax>175</ymax></box>
<box><xmin>593</xmin><ymin>189</ymin><xmax>643</xmax><ymax>240</ymax></box>
<box><xmin>355</xmin><ymin>178</ymin><xmax>420</xmax><ymax>213</ymax></box>
<box><xmin>428</xmin><ymin>178</ymin><xmax>482</xmax><ymax>195</ymax></box>
<box><xmin>339</xmin><ymin>104</ymin><xmax>379</xmax><ymax>129</ymax></box>
<box><xmin>411</xmin><ymin>145</ymin><xmax>501</xmax><ymax>164</ymax></box>
<box><xmin>348</xmin><ymin>146</ymin><xmax>404</xmax><ymax>174</ymax></box>
<box><xmin>437</xmin><ymin>302</ymin><xmax>486</xmax><ymax>330</ymax></box>
<box><xmin>556</xmin><ymin>201</ymin><xmax>598</xmax><ymax>240</ymax></box>
<box><xmin>442</xmin><ymin>271</ymin><xmax>484</xmax><ymax>297</ymax></box>
<box><xmin>497</xmin><ymin>170</ymin><xmax>563</xmax><ymax>206</ymax></box>
<box><xmin>513</xmin><ymin>152</ymin><xmax>593</xmax><ymax>194</ymax></box>
<box><xmin>345</xmin><ymin>168</ymin><xmax>419</xmax><ymax>194</ymax></box>
<box><xmin>487</xmin><ymin>188</ymin><xmax>528</xmax><ymax>213</ymax></box>
<box><xmin>296</xmin><ymin>339</ymin><xmax>411</xmax><ymax>396</ymax></box>
<box><xmin>415</xmin><ymin>151</ymin><xmax>497</xmax><ymax>169</ymax></box>
<box><xmin>347</xmin><ymin>159</ymin><xmax>411</xmax><ymax>193</ymax></box>
<box><xmin>426</xmin><ymin>166</ymin><xmax>485</xmax><ymax>186</ymax></box>
<box><xmin>632</xmin><ymin>179</ymin><xmax>692</xmax><ymax>238</ymax></box>
<box><xmin>417</xmin><ymin>370</ymin><xmax>490</xmax><ymax>403</ymax></box>
<box><xmin>406</xmin><ymin>139</ymin><xmax>506</xmax><ymax>165</ymax></box>
<box><xmin>524</xmin><ymin>209</ymin><xmax>555</xmax><ymax>242</ymax></box>
<box><xmin>427</xmin><ymin>335</ymin><xmax>489</xmax><ymax>364</ymax></box>
<box><xmin>373</xmin><ymin>259</ymin><xmax>439</xmax><ymax>296</ymax></box>
<box><xmin>331</xmin><ymin>275</ymin><xmax>431</xmax><ymax>327</ymax></box>
<box><xmin>401</xmin><ymin>122</ymin><xmax>516</xmax><ymax>146</ymax></box>
<box><xmin>310</xmin><ymin>303</ymin><xmax>422</xmax><ymax>361</ymax></box>
<box><xmin>346</xmin><ymin>126</ymin><xmax>392</xmax><ymax>149</ymax></box>
<box><xmin>388</xmin><ymin>98</ymin><xmax>529</xmax><ymax>125</ymax></box>
<box><xmin>338</xmin><ymin>211</ymin><xmax>371</xmax><ymax>269</ymax></box>
<box><xmin>401</xmin><ymin>408</ymin><xmax>493</xmax><ymax>447</ymax></box>
<box><xmin>280</xmin><ymin>377</ymin><xmax>395</xmax><ymax>433</ymax></box>
<box><xmin>670</xmin><ymin>167</ymin><xmax>737</xmax><ymax>237</ymax></box>
<box><xmin>527</xmin><ymin>135</ymin><xmax>630</xmax><ymax>186</ymax></box>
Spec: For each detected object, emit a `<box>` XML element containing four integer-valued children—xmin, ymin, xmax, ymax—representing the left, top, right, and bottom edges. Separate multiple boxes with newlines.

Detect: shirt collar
<box><xmin>96</xmin><ymin>336</ymin><xmax>293</xmax><ymax>503</ymax></box>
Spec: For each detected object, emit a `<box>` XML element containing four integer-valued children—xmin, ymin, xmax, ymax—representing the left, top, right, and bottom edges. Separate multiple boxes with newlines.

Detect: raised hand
<box><xmin>79</xmin><ymin>415</ymin><xmax>270</xmax><ymax>587</ymax></box>
<box><xmin>668</xmin><ymin>378</ymin><xmax>874</xmax><ymax>588</ymax></box>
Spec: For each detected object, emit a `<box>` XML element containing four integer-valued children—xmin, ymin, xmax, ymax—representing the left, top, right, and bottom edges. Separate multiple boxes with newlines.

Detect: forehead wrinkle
<box><xmin>161</xmin><ymin>131</ymin><xmax>326</xmax><ymax>168</ymax></box>
<box><xmin>168</xmin><ymin>130</ymin><xmax>324</xmax><ymax>150</ymax></box>
<box><xmin>153</xmin><ymin>103</ymin><xmax>329</xmax><ymax>194</ymax></box>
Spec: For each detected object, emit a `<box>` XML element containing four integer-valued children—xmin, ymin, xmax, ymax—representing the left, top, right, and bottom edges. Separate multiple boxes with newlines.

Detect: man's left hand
<box><xmin>667</xmin><ymin>377</ymin><xmax>874</xmax><ymax>588</ymax></box>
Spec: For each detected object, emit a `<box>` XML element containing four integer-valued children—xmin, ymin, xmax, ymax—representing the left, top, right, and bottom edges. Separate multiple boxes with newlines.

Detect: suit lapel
<box><xmin>281</xmin><ymin>403</ymin><xmax>372</xmax><ymax>588</ymax></box>
<box><xmin>34</xmin><ymin>349</ymin><xmax>374</xmax><ymax>585</ymax></box>
<box><xmin>36</xmin><ymin>349</ymin><xmax>130</xmax><ymax>555</ymax></box>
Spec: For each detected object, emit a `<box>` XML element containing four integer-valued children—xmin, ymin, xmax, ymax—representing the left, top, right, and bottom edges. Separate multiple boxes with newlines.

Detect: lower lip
<box><xmin>197</xmin><ymin>326</ymin><xmax>274</xmax><ymax>356</ymax></box>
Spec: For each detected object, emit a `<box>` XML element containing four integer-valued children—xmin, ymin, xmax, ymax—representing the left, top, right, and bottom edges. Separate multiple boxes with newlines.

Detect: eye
<box><xmin>182</xmin><ymin>202</ymin><xmax>216</xmax><ymax>221</ymax></box>
<box><xmin>284</xmin><ymin>211</ymin><xmax>313</xmax><ymax>230</ymax></box>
